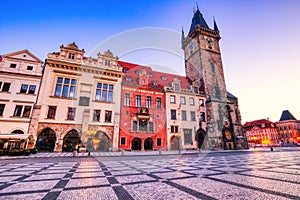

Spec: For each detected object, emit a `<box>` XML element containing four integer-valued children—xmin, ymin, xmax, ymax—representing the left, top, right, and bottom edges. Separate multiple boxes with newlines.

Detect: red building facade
<box><xmin>118</xmin><ymin>61</ymin><xmax>166</xmax><ymax>150</ymax></box>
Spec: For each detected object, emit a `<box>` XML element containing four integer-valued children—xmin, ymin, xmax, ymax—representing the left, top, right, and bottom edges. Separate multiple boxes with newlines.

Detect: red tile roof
<box><xmin>118</xmin><ymin>61</ymin><xmax>191</xmax><ymax>89</ymax></box>
<box><xmin>243</xmin><ymin>119</ymin><xmax>275</xmax><ymax>129</ymax></box>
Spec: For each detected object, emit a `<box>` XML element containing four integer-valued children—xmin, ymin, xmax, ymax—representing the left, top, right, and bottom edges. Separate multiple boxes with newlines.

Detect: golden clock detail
<box><xmin>225</xmin><ymin>131</ymin><xmax>232</xmax><ymax>140</ymax></box>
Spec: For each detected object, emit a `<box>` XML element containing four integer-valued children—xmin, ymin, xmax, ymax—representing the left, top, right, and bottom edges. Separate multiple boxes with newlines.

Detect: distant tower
<box><xmin>182</xmin><ymin>7</ymin><xmax>241</xmax><ymax>149</ymax></box>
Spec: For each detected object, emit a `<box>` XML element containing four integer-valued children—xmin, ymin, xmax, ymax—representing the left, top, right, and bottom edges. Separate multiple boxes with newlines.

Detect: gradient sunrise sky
<box><xmin>1</xmin><ymin>0</ymin><xmax>300</xmax><ymax>123</ymax></box>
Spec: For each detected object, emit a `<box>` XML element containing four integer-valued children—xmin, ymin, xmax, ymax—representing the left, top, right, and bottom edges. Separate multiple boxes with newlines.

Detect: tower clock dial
<box><xmin>204</xmin><ymin>36</ymin><xmax>214</xmax><ymax>50</ymax></box>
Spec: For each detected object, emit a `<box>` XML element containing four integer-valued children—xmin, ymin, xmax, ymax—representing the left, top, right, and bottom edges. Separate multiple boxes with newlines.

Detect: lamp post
<box><xmin>174</xmin><ymin>133</ymin><xmax>181</xmax><ymax>155</ymax></box>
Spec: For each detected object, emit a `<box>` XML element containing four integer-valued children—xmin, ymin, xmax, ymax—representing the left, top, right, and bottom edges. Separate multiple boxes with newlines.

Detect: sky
<box><xmin>1</xmin><ymin>0</ymin><xmax>300</xmax><ymax>124</ymax></box>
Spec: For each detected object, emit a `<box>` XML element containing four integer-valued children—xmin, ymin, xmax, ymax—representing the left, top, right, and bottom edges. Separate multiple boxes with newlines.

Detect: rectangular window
<box><xmin>68</xmin><ymin>53</ymin><xmax>75</xmax><ymax>59</ymax></box>
<box><xmin>132</xmin><ymin>121</ymin><xmax>137</xmax><ymax>131</ymax></box>
<box><xmin>10</xmin><ymin>63</ymin><xmax>17</xmax><ymax>68</ymax></box>
<box><xmin>146</xmin><ymin>96</ymin><xmax>152</xmax><ymax>108</ymax></box>
<box><xmin>170</xmin><ymin>95</ymin><xmax>176</xmax><ymax>103</ymax></box>
<box><xmin>139</xmin><ymin>119</ymin><xmax>148</xmax><ymax>131</ymax></box>
<box><xmin>47</xmin><ymin>106</ymin><xmax>57</xmax><ymax>119</ymax></box>
<box><xmin>2</xmin><ymin>83</ymin><xmax>11</xmax><ymax>92</ymax></box>
<box><xmin>28</xmin><ymin>85</ymin><xmax>36</xmax><ymax>94</ymax></box>
<box><xmin>102</xmin><ymin>84</ymin><xmax>108</xmax><ymax>101</ymax></box>
<box><xmin>171</xmin><ymin>126</ymin><xmax>178</xmax><ymax>133</ymax></box>
<box><xmin>193</xmin><ymin>87</ymin><xmax>198</xmax><ymax>94</ymax></box>
<box><xmin>183</xmin><ymin>129</ymin><xmax>193</xmax><ymax>145</ymax></box>
<box><xmin>108</xmin><ymin>84</ymin><xmax>114</xmax><ymax>102</ymax></box>
<box><xmin>95</xmin><ymin>83</ymin><xmax>113</xmax><ymax>102</ymax></box>
<box><xmin>171</xmin><ymin>109</ymin><xmax>177</xmax><ymax>120</ymax></box>
<box><xmin>54</xmin><ymin>77</ymin><xmax>76</xmax><ymax>98</ymax></box>
<box><xmin>149</xmin><ymin>122</ymin><xmax>154</xmax><ymax>131</ymax></box>
<box><xmin>13</xmin><ymin>105</ymin><xmax>23</xmax><ymax>116</ymax></box>
<box><xmin>181</xmin><ymin>110</ymin><xmax>187</xmax><ymax>121</ymax></box>
<box><xmin>95</xmin><ymin>83</ymin><xmax>102</xmax><ymax>101</ymax></box>
<box><xmin>180</xmin><ymin>96</ymin><xmax>186</xmax><ymax>105</ymax></box>
<box><xmin>93</xmin><ymin>110</ymin><xmax>101</xmax><ymax>122</ymax></box>
<box><xmin>23</xmin><ymin>106</ymin><xmax>32</xmax><ymax>117</ymax></box>
<box><xmin>120</xmin><ymin>137</ymin><xmax>126</xmax><ymax>145</ymax></box>
<box><xmin>200</xmin><ymin>112</ymin><xmax>206</xmax><ymax>122</ymax></box>
<box><xmin>105</xmin><ymin>110</ymin><xmax>112</xmax><ymax>122</ymax></box>
<box><xmin>105</xmin><ymin>60</ymin><xmax>111</xmax><ymax>66</ymax></box>
<box><xmin>199</xmin><ymin>99</ymin><xmax>204</xmax><ymax>107</ymax></box>
<box><xmin>67</xmin><ymin>107</ymin><xmax>76</xmax><ymax>120</ymax></box>
<box><xmin>174</xmin><ymin>83</ymin><xmax>180</xmax><ymax>91</ymax></box>
<box><xmin>0</xmin><ymin>104</ymin><xmax>5</xmax><ymax>116</ymax></box>
<box><xmin>189</xmin><ymin>98</ymin><xmax>195</xmax><ymax>105</ymax></box>
<box><xmin>27</xmin><ymin>66</ymin><xmax>33</xmax><ymax>70</ymax></box>
<box><xmin>20</xmin><ymin>84</ymin><xmax>28</xmax><ymax>93</ymax></box>
<box><xmin>156</xmin><ymin>97</ymin><xmax>162</xmax><ymax>109</ymax></box>
<box><xmin>124</xmin><ymin>93</ymin><xmax>130</xmax><ymax>106</ymax></box>
<box><xmin>136</xmin><ymin>95</ymin><xmax>141</xmax><ymax>107</ymax></box>
<box><xmin>190</xmin><ymin>111</ymin><xmax>196</xmax><ymax>121</ymax></box>
<box><xmin>157</xmin><ymin>138</ymin><xmax>162</xmax><ymax>146</ymax></box>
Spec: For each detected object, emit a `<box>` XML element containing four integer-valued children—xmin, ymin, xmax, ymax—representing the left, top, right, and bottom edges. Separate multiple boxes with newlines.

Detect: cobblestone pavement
<box><xmin>0</xmin><ymin>150</ymin><xmax>299</xmax><ymax>199</ymax></box>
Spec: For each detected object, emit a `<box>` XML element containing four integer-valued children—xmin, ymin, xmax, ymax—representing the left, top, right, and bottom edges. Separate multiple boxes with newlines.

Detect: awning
<box><xmin>0</xmin><ymin>134</ymin><xmax>34</xmax><ymax>141</ymax></box>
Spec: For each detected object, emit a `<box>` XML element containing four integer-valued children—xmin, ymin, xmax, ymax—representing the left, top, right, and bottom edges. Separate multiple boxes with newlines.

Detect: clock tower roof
<box><xmin>189</xmin><ymin>8</ymin><xmax>209</xmax><ymax>33</ymax></box>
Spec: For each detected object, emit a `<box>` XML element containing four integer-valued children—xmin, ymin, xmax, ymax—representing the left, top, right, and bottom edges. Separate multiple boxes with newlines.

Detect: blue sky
<box><xmin>1</xmin><ymin>0</ymin><xmax>300</xmax><ymax>123</ymax></box>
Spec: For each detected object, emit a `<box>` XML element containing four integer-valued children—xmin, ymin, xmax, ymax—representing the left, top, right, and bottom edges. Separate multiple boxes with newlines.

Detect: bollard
<box><xmin>121</xmin><ymin>150</ymin><xmax>124</xmax><ymax>156</ymax></box>
<box><xmin>270</xmin><ymin>147</ymin><xmax>273</xmax><ymax>151</ymax></box>
<box><xmin>88</xmin><ymin>151</ymin><xmax>90</xmax><ymax>156</ymax></box>
<box><xmin>159</xmin><ymin>149</ymin><xmax>162</xmax><ymax>155</ymax></box>
<box><xmin>73</xmin><ymin>150</ymin><xmax>77</xmax><ymax>157</ymax></box>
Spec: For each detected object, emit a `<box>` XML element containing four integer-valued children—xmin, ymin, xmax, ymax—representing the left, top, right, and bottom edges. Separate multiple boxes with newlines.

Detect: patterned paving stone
<box><xmin>0</xmin><ymin>180</ymin><xmax>59</xmax><ymax>193</ymax></box>
<box><xmin>0</xmin><ymin>150</ymin><xmax>299</xmax><ymax>199</ymax></box>
<box><xmin>57</xmin><ymin>187</ymin><xmax>118</xmax><ymax>200</ymax></box>
<box><xmin>124</xmin><ymin>182</ymin><xmax>199</xmax><ymax>200</ymax></box>
<box><xmin>0</xmin><ymin>192</ymin><xmax>47</xmax><ymax>200</ymax></box>
<box><xmin>172</xmin><ymin>177</ymin><xmax>287</xmax><ymax>200</ymax></box>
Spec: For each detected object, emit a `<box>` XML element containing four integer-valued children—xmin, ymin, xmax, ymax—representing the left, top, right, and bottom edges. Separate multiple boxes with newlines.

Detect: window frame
<box><xmin>170</xmin><ymin>95</ymin><xmax>176</xmax><ymax>104</ymax></box>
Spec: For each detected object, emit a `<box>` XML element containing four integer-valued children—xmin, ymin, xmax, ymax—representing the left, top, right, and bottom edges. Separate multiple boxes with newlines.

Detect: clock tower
<box><xmin>182</xmin><ymin>7</ymin><xmax>243</xmax><ymax>150</ymax></box>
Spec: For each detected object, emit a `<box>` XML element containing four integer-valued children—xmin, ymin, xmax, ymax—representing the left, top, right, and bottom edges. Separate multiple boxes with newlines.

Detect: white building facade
<box><xmin>0</xmin><ymin>50</ymin><xmax>43</xmax><ymax>134</ymax></box>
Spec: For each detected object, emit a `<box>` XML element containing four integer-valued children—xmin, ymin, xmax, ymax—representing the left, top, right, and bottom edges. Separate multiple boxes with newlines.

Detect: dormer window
<box><xmin>10</xmin><ymin>63</ymin><xmax>17</xmax><ymax>68</ymax></box>
<box><xmin>125</xmin><ymin>77</ymin><xmax>132</xmax><ymax>82</ymax></box>
<box><xmin>174</xmin><ymin>83</ymin><xmax>180</xmax><ymax>91</ymax></box>
<box><xmin>193</xmin><ymin>86</ymin><xmax>198</xmax><ymax>94</ymax></box>
<box><xmin>152</xmin><ymin>82</ymin><xmax>158</xmax><ymax>86</ymax></box>
<box><xmin>68</xmin><ymin>53</ymin><xmax>75</xmax><ymax>59</ymax></box>
<box><xmin>27</xmin><ymin>66</ymin><xmax>33</xmax><ymax>70</ymax></box>
<box><xmin>161</xmin><ymin>76</ymin><xmax>167</xmax><ymax>81</ymax></box>
<box><xmin>105</xmin><ymin>60</ymin><xmax>111</xmax><ymax>66</ymax></box>
<box><xmin>135</xmin><ymin>70</ymin><xmax>140</xmax><ymax>75</ymax></box>
<box><xmin>123</xmin><ymin>68</ymin><xmax>129</xmax><ymax>73</ymax></box>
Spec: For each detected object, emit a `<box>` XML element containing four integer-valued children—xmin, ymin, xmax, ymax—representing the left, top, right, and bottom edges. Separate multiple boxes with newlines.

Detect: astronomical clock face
<box><xmin>225</xmin><ymin>131</ymin><xmax>232</xmax><ymax>140</ymax></box>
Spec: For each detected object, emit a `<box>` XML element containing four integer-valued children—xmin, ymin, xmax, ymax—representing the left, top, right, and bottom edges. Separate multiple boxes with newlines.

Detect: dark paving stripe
<box><xmin>0</xmin><ymin>183</ymin><xmax>13</xmax><ymax>191</ymax></box>
<box><xmin>236</xmin><ymin>172</ymin><xmax>300</xmax><ymax>185</ymax></box>
<box><xmin>53</xmin><ymin>180</ymin><xmax>68</xmax><ymax>189</ymax></box>
<box><xmin>0</xmin><ymin>189</ymin><xmax>49</xmax><ymax>196</ymax></box>
<box><xmin>205</xmin><ymin>176</ymin><xmax>300</xmax><ymax>199</ymax></box>
<box><xmin>107</xmin><ymin>177</ymin><xmax>119</xmax><ymax>184</ymax></box>
<box><xmin>164</xmin><ymin>181</ymin><xmax>217</xmax><ymax>200</ymax></box>
<box><xmin>13</xmin><ymin>175</ymin><xmax>30</xmax><ymax>182</ymax></box>
<box><xmin>63</xmin><ymin>184</ymin><xmax>111</xmax><ymax>191</ymax></box>
<box><xmin>112</xmin><ymin>186</ymin><xmax>134</xmax><ymax>200</ymax></box>
<box><xmin>63</xmin><ymin>173</ymin><xmax>73</xmax><ymax>178</ymax></box>
<box><xmin>104</xmin><ymin>171</ymin><xmax>111</xmax><ymax>176</ymax></box>
<box><xmin>42</xmin><ymin>191</ymin><xmax>61</xmax><ymax>200</ymax></box>
<box><xmin>122</xmin><ymin>180</ymin><xmax>158</xmax><ymax>186</ymax></box>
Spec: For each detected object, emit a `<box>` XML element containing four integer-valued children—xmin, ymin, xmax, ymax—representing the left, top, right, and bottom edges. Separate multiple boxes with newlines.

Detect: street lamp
<box><xmin>174</xmin><ymin>133</ymin><xmax>181</xmax><ymax>155</ymax></box>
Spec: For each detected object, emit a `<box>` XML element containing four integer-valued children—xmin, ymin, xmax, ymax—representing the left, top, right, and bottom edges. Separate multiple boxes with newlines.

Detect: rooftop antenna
<box><xmin>196</xmin><ymin>2</ymin><xmax>199</xmax><ymax>10</ymax></box>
